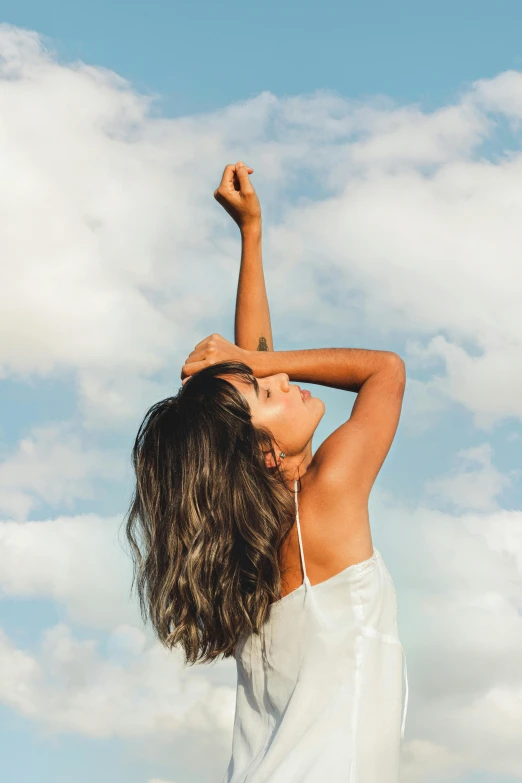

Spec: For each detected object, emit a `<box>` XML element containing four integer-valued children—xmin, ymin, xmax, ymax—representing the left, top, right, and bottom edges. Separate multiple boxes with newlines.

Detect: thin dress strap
<box><xmin>294</xmin><ymin>478</ymin><xmax>308</xmax><ymax>585</ymax></box>
<box><xmin>401</xmin><ymin>644</ymin><xmax>409</xmax><ymax>740</ymax></box>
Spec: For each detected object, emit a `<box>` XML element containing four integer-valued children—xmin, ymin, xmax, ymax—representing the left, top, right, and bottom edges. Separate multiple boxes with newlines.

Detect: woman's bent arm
<box><xmin>234</xmin><ymin>221</ymin><xmax>274</xmax><ymax>352</ymax></box>
<box><xmin>246</xmin><ymin>347</ymin><xmax>402</xmax><ymax>392</ymax></box>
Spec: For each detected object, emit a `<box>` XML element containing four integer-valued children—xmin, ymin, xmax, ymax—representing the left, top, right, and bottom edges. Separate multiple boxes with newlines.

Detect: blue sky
<box><xmin>4</xmin><ymin>0</ymin><xmax>522</xmax><ymax>117</ymax></box>
<box><xmin>0</xmin><ymin>2</ymin><xmax>521</xmax><ymax>782</ymax></box>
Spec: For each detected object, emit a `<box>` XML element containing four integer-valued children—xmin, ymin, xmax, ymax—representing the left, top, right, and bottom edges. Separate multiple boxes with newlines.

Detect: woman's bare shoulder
<box><xmin>292</xmin><ymin>466</ymin><xmax>374</xmax><ymax>585</ymax></box>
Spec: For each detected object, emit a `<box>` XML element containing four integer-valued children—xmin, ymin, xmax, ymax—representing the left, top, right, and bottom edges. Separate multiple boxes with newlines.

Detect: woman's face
<box><xmin>222</xmin><ymin>373</ymin><xmax>325</xmax><ymax>463</ymax></box>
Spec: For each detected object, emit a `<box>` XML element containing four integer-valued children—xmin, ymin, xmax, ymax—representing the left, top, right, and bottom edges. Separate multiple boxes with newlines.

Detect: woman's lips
<box><xmin>300</xmin><ymin>389</ymin><xmax>311</xmax><ymax>401</ymax></box>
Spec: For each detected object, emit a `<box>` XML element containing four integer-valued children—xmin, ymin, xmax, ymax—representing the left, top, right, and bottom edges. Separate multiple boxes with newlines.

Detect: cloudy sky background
<box><xmin>0</xmin><ymin>2</ymin><xmax>521</xmax><ymax>781</ymax></box>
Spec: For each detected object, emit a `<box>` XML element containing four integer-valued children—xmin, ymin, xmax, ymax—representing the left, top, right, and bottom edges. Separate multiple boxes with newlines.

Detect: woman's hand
<box><xmin>181</xmin><ymin>333</ymin><xmax>250</xmax><ymax>385</ymax></box>
<box><xmin>214</xmin><ymin>161</ymin><xmax>261</xmax><ymax>232</ymax></box>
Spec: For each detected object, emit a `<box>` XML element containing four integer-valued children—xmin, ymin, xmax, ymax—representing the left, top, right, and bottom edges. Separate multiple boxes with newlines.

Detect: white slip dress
<box><xmin>222</xmin><ymin>479</ymin><xmax>409</xmax><ymax>783</ymax></box>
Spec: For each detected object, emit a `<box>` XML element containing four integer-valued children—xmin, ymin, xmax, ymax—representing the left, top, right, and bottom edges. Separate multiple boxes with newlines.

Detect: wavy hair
<box><xmin>123</xmin><ymin>360</ymin><xmax>298</xmax><ymax>665</ymax></box>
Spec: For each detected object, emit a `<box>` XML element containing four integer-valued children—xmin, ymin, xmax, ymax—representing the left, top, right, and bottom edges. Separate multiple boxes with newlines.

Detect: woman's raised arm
<box><xmin>234</xmin><ymin>219</ymin><xmax>274</xmax><ymax>352</ymax></box>
<box><xmin>213</xmin><ymin>161</ymin><xmax>273</xmax><ymax>352</ymax></box>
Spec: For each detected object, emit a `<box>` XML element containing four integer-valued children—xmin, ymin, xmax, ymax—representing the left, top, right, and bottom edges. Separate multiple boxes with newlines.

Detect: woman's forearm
<box><xmin>234</xmin><ymin>221</ymin><xmax>274</xmax><ymax>352</ymax></box>
<box><xmin>245</xmin><ymin>347</ymin><xmax>402</xmax><ymax>392</ymax></box>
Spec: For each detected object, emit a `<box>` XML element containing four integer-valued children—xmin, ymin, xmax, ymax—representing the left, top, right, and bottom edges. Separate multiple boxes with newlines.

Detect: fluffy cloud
<box><xmin>0</xmin><ymin>622</ymin><xmax>236</xmax><ymax>738</ymax></box>
<box><xmin>0</xmin><ymin>25</ymin><xmax>522</xmax><ymax>431</ymax></box>
<box><xmin>0</xmin><ymin>515</ymin><xmax>138</xmax><ymax>628</ymax></box>
<box><xmin>0</xmin><ymin>621</ymin><xmax>236</xmax><ymax>779</ymax></box>
<box><xmin>423</xmin><ymin>442</ymin><xmax>516</xmax><ymax>512</ymax></box>
<box><xmin>0</xmin><ymin>421</ymin><xmax>125</xmax><ymax>521</ymax></box>
<box><xmin>370</xmin><ymin>486</ymin><xmax>522</xmax><ymax>778</ymax></box>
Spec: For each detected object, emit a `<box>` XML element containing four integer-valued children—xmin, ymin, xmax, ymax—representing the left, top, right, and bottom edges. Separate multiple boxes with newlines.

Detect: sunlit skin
<box><xmin>220</xmin><ymin>372</ymin><xmax>326</xmax><ymax>487</ymax></box>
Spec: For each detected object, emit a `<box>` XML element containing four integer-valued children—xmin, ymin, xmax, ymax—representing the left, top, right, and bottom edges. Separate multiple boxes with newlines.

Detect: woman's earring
<box><xmin>279</xmin><ymin>452</ymin><xmax>285</xmax><ymax>459</ymax></box>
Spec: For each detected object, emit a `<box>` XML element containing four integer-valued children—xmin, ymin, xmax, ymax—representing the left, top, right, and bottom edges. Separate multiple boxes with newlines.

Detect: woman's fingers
<box><xmin>192</xmin><ymin>334</ymin><xmax>215</xmax><ymax>350</ymax></box>
<box><xmin>215</xmin><ymin>161</ymin><xmax>254</xmax><ymax>195</ymax></box>
<box><xmin>180</xmin><ymin>332</ymin><xmax>248</xmax><ymax>384</ymax></box>
<box><xmin>180</xmin><ymin>359</ymin><xmax>206</xmax><ymax>381</ymax></box>
<box><xmin>234</xmin><ymin>162</ymin><xmax>255</xmax><ymax>192</ymax></box>
<box><xmin>181</xmin><ymin>334</ymin><xmax>218</xmax><ymax>379</ymax></box>
<box><xmin>217</xmin><ymin>163</ymin><xmax>236</xmax><ymax>193</ymax></box>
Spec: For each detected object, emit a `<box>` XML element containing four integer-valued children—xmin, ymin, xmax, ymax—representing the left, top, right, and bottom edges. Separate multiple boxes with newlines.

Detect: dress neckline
<box><xmin>270</xmin><ymin>549</ymin><xmax>378</xmax><ymax>610</ymax></box>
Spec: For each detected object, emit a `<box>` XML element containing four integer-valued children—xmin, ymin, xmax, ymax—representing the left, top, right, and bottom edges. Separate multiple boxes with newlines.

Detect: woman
<box><xmin>125</xmin><ymin>162</ymin><xmax>409</xmax><ymax>781</ymax></box>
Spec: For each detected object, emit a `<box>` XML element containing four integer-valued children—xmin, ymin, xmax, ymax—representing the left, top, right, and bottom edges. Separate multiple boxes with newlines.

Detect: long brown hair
<box><xmin>123</xmin><ymin>360</ymin><xmax>297</xmax><ymax>665</ymax></box>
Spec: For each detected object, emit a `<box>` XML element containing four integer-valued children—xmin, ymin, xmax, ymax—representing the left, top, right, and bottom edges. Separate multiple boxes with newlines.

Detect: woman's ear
<box><xmin>263</xmin><ymin>447</ymin><xmax>279</xmax><ymax>470</ymax></box>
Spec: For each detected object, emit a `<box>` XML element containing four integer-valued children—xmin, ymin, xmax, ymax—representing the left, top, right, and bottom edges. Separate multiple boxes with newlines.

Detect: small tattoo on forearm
<box><xmin>257</xmin><ymin>337</ymin><xmax>269</xmax><ymax>351</ymax></box>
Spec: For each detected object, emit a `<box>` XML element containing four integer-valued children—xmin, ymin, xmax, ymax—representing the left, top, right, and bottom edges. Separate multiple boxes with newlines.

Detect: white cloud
<box><xmin>0</xmin><ymin>515</ymin><xmax>138</xmax><ymax>628</ymax></box>
<box><xmin>0</xmin><ymin>616</ymin><xmax>236</xmax><ymax>777</ymax></box>
<box><xmin>423</xmin><ymin>442</ymin><xmax>514</xmax><ymax>511</ymax></box>
<box><xmin>0</xmin><ymin>25</ymin><xmax>521</xmax><ymax>431</ymax></box>
<box><xmin>399</xmin><ymin>738</ymin><xmax>468</xmax><ymax>783</ymax></box>
<box><xmin>472</xmin><ymin>69</ymin><xmax>522</xmax><ymax>123</ymax></box>
<box><xmin>0</xmin><ymin>421</ymin><xmax>125</xmax><ymax>521</ymax></box>
<box><xmin>370</xmin><ymin>481</ymin><xmax>522</xmax><ymax>778</ymax></box>
<box><xmin>0</xmin><ymin>621</ymin><xmax>236</xmax><ymax>744</ymax></box>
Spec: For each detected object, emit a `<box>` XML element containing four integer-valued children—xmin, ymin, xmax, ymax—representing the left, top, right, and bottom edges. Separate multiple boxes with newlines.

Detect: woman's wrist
<box><xmin>240</xmin><ymin>218</ymin><xmax>262</xmax><ymax>239</ymax></box>
<box><xmin>244</xmin><ymin>349</ymin><xmax>278</xmax><ymax>378</ymax></box>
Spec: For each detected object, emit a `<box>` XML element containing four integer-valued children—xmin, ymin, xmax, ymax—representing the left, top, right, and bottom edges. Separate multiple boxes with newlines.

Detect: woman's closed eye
<box><xmin>264</xmin><ymin>388</ymin><xmax>272</xmax><ymax>399</ymax></box>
